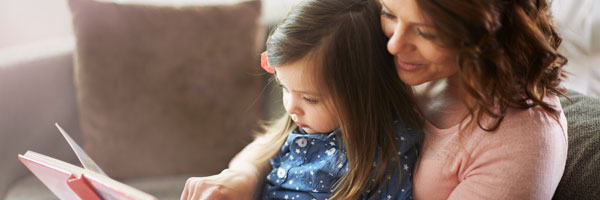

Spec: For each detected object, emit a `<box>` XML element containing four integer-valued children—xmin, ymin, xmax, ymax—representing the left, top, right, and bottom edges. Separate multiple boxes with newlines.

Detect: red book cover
<box><xmin>17</xmin><ymin>124</ymin><xmax>157</xmax><ymax>200</ymax></box>
<box><xmin>18</xmin><ymin>152</ymin><xmax>157</xmax><ymax>200</ymax></box>
<box><xmin>67</xmin><ymin>174</ymin><xmax>102</xmax><ymax>200</ymax></box>
<box><xmin>18</xmin><ymin>154</ymin><xmax>88</xmax><ymax>200</ymax></box>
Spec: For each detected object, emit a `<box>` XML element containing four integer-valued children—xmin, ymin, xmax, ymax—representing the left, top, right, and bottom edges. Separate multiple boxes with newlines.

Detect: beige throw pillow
<box><xmin>69</xmin><ymin>0</ymin><xmax>264</xmax><ymax>179</ymax></box>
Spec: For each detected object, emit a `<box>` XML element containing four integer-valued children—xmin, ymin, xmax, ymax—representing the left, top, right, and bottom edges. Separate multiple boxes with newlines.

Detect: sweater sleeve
<box><xmin>447</xmin><ymin>104</ymin><xmax>568</xmax><ymax>200</ymax></box>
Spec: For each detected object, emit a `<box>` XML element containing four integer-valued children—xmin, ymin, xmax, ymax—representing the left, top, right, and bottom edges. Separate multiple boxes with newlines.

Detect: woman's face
<box><xmin>379</xmin><ymin>0</ymin><xmax>459</xmax><ymax>86</ymax></box>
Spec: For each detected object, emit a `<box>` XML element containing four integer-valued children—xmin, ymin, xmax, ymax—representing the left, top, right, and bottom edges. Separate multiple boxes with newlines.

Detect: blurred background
<box><xmin>0</xmin><ymin>0</ymin><xmax>302</xmax><ymax>199</ymax></box>
<box><xmin>0</xmin><ymin>0</ymin><xmax>597</xmax><ymax>199</ymax></box>
<box><xmin>0</xmin><ymin>1</ymin><xmax>71</xmax><ymax>49</ymax></box>
<box><xmin>1</xmin><ymin>0</ymin><xmax>598</xmax><ymax>96</ymax></box>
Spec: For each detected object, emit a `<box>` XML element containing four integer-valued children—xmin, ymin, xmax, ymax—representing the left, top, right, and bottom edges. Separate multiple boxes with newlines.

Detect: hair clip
<box><xmin>261</xmin><ymin>51</ymin><xmax>275</xmax><ymax>74</ymax></box>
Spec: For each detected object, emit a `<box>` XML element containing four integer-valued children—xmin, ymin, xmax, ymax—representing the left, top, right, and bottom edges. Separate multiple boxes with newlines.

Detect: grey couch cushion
<box><xmin>554</xmin><ymin>90</ymin><xmax>600</xmax><ymax>199</ymax></box>
<box><xmin>0</xmin><ymin>43</ymin><xmax>80</xmax><ymax>198</ymax></box>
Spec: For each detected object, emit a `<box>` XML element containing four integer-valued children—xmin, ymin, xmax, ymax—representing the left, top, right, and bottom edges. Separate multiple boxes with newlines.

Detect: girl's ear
<box><xmin>261</xmin><ymin>51</ymin><xmax>275</xmax><ymax>74</ymax></box>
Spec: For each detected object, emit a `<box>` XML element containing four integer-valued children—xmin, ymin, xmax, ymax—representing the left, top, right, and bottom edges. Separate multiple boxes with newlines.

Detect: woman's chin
<box><xmin>397</xmin><ymin>72</ymin><xmax>427</xmax><ymax>86</ymax></box>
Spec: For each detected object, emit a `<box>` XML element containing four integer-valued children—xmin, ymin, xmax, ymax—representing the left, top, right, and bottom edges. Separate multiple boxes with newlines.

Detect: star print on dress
<box><xmin>262</xmin><ymin>121</ymin><xmax>423</xmax><ymax>200</ymax></box>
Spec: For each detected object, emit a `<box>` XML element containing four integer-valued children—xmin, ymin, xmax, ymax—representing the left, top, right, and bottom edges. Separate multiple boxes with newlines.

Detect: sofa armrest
<box><xmin>0</xmin><ymin>37</ymin><xmax>81</xmax><ymax>198</ymax></box>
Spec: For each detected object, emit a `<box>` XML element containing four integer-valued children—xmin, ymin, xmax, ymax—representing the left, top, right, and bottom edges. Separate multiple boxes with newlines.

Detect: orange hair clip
<box><xmin>261</xmin><ymin>51</ymin><xmax>275</xmax><ymax>74</ymax></box>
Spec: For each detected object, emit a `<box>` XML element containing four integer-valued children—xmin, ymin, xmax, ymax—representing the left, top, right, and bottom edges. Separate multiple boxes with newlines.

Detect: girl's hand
<box><xmin>180</xmin><ymin>168</ymin><xmax>259</xmax><ymax>200</ymax></box>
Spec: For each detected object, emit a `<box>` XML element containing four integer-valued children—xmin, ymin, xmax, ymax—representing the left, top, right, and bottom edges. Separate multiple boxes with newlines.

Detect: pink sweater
<box><xmin>413</xmin><ymin>96</ymin><xmax>568</xmax><ymax>200</ymax></box>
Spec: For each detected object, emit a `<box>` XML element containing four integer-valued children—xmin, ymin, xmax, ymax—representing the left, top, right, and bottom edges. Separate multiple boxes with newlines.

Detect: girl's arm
<box><xmin>180</xmin><ymin>136</ymin><xmax>272</xmax><ymax>200</ymax></box>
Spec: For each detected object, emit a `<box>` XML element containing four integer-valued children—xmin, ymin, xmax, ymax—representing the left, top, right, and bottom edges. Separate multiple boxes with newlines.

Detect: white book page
<box><xmin>23</xmin><ymin>151</ymin><xmax>84</xmax><ymax>175</ymax></box>
<box><xmin>55</xmin><ymin>123</ymin><xmax>107</xmax><ymax>175</ymax></box>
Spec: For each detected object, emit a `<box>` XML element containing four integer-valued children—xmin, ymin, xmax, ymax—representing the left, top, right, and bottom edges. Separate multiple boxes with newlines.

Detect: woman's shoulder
<box><xmin>470</xmin><ymin>95</ymin><xmax>568</xmax><ymax>154</ymax></box>
<box><xmin>501</xmin><ymin>95</ymin><xmax>567</xmax><ymax>135</ymax></box>
<box><xmin>416</xmin><ymin>95</ymin><xmax>570</xmax><ymax>200</ymax></box>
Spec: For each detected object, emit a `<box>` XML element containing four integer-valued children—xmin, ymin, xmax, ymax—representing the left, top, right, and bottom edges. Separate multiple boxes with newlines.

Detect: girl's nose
<box><xmin>290</xmin><ymin>114</ymin><xmax>298</xmax><ymax>121</ymax></box>
<box><xmin>285</xmin><ymin>97</ymin><xmax>304</xmax><ymax>117</ymax></box>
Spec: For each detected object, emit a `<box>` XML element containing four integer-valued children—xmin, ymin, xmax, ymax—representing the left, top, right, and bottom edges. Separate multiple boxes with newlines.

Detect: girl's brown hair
<box><xmin>411</xmin><ymin>0</ymin><xmax>567</xmax><ymax>130</ymax></box>
<box><xmin>256</xmin><ymin>0</ymin><xmax>422</xmax><ymax>199</ymax></box>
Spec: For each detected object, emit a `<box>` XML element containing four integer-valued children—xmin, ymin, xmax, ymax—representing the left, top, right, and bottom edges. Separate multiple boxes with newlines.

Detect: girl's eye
<box><xmin>416</xmin><ymin>28</ymin><xmax>436</xmax><ymax>39</ymax></box>
<box><xmin>303</xmin><ymin>96</ymin><xmax>318</xmax><ymax>104</ymax></box>
<box><xmin>380</xmin><ymin>9</ymin><xmax>395</xmax><ymax>19</ymax></box>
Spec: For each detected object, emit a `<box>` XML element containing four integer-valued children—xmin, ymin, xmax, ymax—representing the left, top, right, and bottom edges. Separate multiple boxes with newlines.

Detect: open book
<box><xmin>18</xmin><ymin>123</ymin><xmax>157</xmax><ymax>200</ymax></box>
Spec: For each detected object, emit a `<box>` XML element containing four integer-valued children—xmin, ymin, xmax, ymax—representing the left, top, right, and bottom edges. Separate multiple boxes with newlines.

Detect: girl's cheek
<box><xmin>282</xmin><ymin>93</ymin><xmax>291</xmax><ymax>111</ymax></box>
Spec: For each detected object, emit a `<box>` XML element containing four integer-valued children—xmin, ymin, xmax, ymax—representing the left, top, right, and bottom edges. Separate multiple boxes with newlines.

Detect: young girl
<box><xmin>255</xmin><ymin>0</ymin><xmax>422</xmax><ymax>199</ymax></box>
<box><xmin>181</xmin><ymin>0</ymin><xmax>422</xmax><ymax>199</ymax></box>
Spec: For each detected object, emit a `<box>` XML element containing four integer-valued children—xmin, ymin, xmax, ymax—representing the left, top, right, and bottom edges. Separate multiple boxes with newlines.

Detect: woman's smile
<box><xmin>395</xmin><ymin>58</ymin><xmax>426</xmax><ymax>72</ymax></box>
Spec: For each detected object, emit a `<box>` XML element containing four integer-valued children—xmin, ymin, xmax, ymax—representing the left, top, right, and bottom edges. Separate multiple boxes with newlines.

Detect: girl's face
<box><xmin>275</xmin><ymin>58</ymin><xmax>339</xmax><ymax>134</ymax></box>
<box><xmin>379</xmin><ymin>0</ymin><xmax>459</xmax><ymax>85</ymax></box>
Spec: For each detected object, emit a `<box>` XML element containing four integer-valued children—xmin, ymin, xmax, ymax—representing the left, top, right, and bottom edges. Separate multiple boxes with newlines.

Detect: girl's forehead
<box><xmin>275</xmin><ymin>59</ymin><xmax>323</xmax><ymax>96</ymax></box>
<box><xmin>275</xmin><ymin>56</ymin><xmax>319</xmax><ymax>78</ymax></box>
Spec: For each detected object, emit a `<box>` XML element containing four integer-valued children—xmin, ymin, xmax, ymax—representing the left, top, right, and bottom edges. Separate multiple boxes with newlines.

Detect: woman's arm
<box><xmin>180</xmin><ymin>136</ymin><xmax>272</xmax><ymax>200</ymax></box>
<box><xmin>448</xmin><ymin>104</ymin><xmax>568</xmax><ymax>199</ymax></box>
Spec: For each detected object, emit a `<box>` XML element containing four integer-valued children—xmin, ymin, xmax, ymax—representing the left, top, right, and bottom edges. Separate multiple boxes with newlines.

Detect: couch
<box><xmin>1</xmin><ymin>0</ymin><xmax>273</xmax><ymax>199</ymax></box>
<box><xmin>1</xmin><ymin>0</ymin><xmax>598</xmax><ymax>199</ymax></box>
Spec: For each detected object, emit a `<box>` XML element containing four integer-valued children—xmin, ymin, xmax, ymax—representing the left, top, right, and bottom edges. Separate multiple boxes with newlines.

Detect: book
<box><xmin>18</xmin><ymin>123</ymin><xmax>157</xmax><ymax>200</ymax></box>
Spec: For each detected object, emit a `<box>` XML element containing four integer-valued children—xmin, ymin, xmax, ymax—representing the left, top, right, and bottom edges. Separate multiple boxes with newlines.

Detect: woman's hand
<box><xmin>180</xmin><ymin>133</ymin><xmax>272</xmax><ymax>200</ymax></box>
<box><xmin>180</xmin><ymin>168</ymin><xmax>259</xmax><ymax>200</ymax></box>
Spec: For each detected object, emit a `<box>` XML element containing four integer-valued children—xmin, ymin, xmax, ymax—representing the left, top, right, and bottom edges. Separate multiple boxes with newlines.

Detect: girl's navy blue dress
<box><xmin>262</xmin><ymin>121</ymin><xmax>422</xmax><ymax>200</ymax></box>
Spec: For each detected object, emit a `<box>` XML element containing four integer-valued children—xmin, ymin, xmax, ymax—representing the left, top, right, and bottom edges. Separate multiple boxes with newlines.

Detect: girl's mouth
<box><xmin>296</xmin><ymin>122</ymin><xmax>308</xmax><ymax>128</ymax></box>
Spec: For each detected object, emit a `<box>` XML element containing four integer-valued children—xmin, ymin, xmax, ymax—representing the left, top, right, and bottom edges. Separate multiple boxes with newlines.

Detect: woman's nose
<box><xmin>387</xmin><ymin>26</ymin><xmax>414</xmax><ymax>56</ymax></box>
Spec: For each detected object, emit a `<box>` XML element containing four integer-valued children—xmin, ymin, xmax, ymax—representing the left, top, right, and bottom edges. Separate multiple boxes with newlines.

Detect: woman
<box><xmin>380</xmin><ymin>0</ymin><xmax>567</xmax><ymax>199</ymax></box>
<box><xmin>181</xmin><ymin>0</ymin><xmax>568</xmax><ymax>199</ymax></box>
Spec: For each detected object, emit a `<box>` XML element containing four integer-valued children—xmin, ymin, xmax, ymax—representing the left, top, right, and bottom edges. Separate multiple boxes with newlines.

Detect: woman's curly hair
<box><xmin>416</xmin><ymin>0</ymin><xmax>568</xmax><ymax>130</ymax></box>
